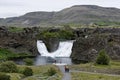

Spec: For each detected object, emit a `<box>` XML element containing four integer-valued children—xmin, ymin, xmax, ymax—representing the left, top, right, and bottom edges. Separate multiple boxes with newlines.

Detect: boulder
<box><xmin>43</xmin><ymin>37</ymin><xmax>59</xmax><ymax>52</ymax></box>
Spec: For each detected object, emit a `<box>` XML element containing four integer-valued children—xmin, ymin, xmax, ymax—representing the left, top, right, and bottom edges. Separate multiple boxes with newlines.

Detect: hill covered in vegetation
<box><xmin>0</xmin><ymin>5</ymin><xmax>120</xmax><ymax>27</ymax></box>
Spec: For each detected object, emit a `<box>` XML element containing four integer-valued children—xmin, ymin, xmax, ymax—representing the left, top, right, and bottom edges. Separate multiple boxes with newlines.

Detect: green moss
<box><xmin>0</xmin><ymin>48</ymin><xmax>33</xmax><ymax>60</ymax></box>
<box><xmin>0</xmin><ymin>48</ymin><xmax>17</xmax><ymax>60</ymax></box>
<box><xmin>58</xmin><ymin>30</ymin><xmax>74</xmax><ymax>39</ymax></box>
<box><xmin>43</xmin><ymin>32</ymin><xmax>59</xmax><ymax>38</ymax></box>
<box><xmin>8</xmin><ymin>27</ymin><xmax>24</xmax><ymax>33</ymax></box>
<box><xmin>37</xmin><ymin>29</ymin><xmax>74</xmax><ymax>40</ymax></box>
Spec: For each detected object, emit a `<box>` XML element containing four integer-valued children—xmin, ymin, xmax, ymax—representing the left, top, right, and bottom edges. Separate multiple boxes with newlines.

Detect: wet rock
<box><xmin>43</xmin><ymin>37</ymin><xmax>59</xmax><ymax>52</ymax></box>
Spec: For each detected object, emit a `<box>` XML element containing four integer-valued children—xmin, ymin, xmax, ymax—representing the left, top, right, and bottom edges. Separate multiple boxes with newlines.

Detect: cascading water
<box><xmin>13</xmin><ymin>40</ymin><xmax>74</xmax><ymax>65</ymax></box>
<box><xmin>37</xmin><ymin>40</ymin><xmax>74</xmax><ymax>58</ymax></box>
<box><xmin>34</xmin><ymin>40</ymin><xmax>74</xmax><ymax>65</ymax></box>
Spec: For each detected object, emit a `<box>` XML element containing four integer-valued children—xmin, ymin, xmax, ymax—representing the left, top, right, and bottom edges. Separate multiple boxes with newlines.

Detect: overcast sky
<box><xmin>0</xmin><ymin>0</ymin><xmax>120</xmax><ymax>18</ymax></box>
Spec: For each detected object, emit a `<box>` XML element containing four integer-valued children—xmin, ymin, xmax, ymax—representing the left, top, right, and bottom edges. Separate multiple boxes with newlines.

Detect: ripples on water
<box><xmin>14</xmin><ymin>56</ymin><xmax>72</xmax><ymax>65</ymax></box>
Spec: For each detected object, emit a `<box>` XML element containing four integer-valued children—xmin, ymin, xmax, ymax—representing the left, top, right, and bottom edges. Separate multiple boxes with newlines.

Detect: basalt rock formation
<box><xmin>43</xmin><ymin>37</ymin><xmax>59</xmax><ymax>52</ymax></box>
<box><xmin>0</xmin><ymin>26</ymin><xmax>39</xmax><ymax>55</ymax></box>
<box><xmin>42</xmin><ymin>28</ymin><xmax>60</xmax><ymax>52</ymax></box>
<box><xmin>71</xmin><ymin>28</ymin><xmax>120</xmax><ymax>64</ymax></box>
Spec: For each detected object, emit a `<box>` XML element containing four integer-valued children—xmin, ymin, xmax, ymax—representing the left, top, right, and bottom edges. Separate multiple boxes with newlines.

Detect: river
<box><xmin>14</xmin><ymin>40</ymin><xmax>74</xmax><ymax>65</ymax></box>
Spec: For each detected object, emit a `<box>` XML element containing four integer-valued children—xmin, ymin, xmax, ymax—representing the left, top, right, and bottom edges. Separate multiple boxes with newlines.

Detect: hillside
<box><xmin>0</xmin><ymin>5</ymin><xmax>120</xmax><ymax>26</ymax></box>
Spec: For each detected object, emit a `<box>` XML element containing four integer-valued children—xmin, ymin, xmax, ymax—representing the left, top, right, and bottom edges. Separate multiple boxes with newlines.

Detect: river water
<box><xmin>14</xmin><ymin>40</ymin><xmax>74</xmax><ymax>65</ymax></box>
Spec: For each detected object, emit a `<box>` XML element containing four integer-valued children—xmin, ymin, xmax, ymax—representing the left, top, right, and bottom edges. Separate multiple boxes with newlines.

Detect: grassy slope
<box><xmin>0</xmin><ymin>48</ymin><xmax>17</xmax><ymax>59</ymax></box>
<box><xmin>69</xmin><ymin>61</ymin><xmax>120</xmax><ymax>74</ymax></box>
<box><xmin>71</xmin><ymin>72</ymin><xmax>120</xmax><ymax>80</ymax></box>
<box><xmin>0</xmin><ymin>48</ymin><xmax>33</xmax><ymax>60</ymax></box>
<box><xmin>7</xmin><ymin>65</ymin><xmax>62</xmax><ymax>80</ymax></box>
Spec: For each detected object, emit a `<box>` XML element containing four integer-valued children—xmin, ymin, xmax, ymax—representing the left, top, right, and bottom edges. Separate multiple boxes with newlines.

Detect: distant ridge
<box><xmin>0</xmin><ymin>5</ymin><xmax>120</xmax><ymax>26</ymax></box>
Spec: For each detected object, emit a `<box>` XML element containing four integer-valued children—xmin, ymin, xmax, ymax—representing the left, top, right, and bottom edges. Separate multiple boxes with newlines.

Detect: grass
<box><xmin>71</xmin><ymin>72</ymin><xmax>120</xmax><ymax>80</ymax></box>
<box><xmin>0</xmin><ymin>65</ymin><xmax>62</xmax><ymax>80</ymax></box>
<box><xmin>7</xmin><ymin>73</ymin><xmax>24</xmax><ymax>80</ymax></box>
<box><xmin>0</xmin><ymin>48</ymin><xmax>17</xmax><ymax>59</ymax></box>
<box><xmin>17</xmin><ymin>65</ymin><xmax>62</xmax><ymax>80</ymax></box>
<box><xmin>18</xmin><ymin>65</ymin><xmax>57</xmax><ymax>74</ymax></box>
<box><xmin>0</xmin><ymin>48</ymin><xmax>34</xmax><ymax>60</ymax></box>
<box><xmin>8</xmin><ymin>27</ymin><xmax>24</xmax><ymax>33</ymax></box>
<box><xmin>69</xmin><ymin>61</ymin><xmax>120</xmax><ymax>74</ymax></box>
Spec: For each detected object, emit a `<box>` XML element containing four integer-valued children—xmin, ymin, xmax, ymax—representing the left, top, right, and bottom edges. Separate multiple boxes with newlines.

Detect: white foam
<box><xmin>37</xmin><ymin>40</ymin><xmax>74</xmax><ymax>58</ymax></box>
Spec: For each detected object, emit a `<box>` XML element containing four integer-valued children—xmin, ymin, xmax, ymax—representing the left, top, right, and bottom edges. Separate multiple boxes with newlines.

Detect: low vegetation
<box><xmin>37</xmin><ymin>28</ymin><xmax>74</xmax><ymax>40</ymax></box>
<box><xmin>0</xmin><ymin>73</ymin><xmax>10</xmax><ymax>80</ymax></box>
<box><xmin>0</xmin><ymin>61</ymin><xmax>61</xmax><ymax>80</ymax></box>
<box><xmin>43</xmin><ymin>32</ymin><xmax>59</xmax><ymax>38</ymax></box>
<box><xmin>46</xmin><ymin>67</ymin><xmax>57</xmax><ymax>76</ymax></box>
<box><xmin>69</xmin><ymin>60</ymin><xmax>120</xmax><ymax>75</ymax></box>
<box><xmin>96</xmin><ymin>49</ymin><xmax>110</xmax><ymax>65</ymax></box>
<box><xmin>23</xmin><ymin>67</ymin><xmax>33</xmax><ymax>76</ymax></box>
<box><xmin>0</xmin><ymin>48</ymin><xmax>17</xmax><ymax>60</ymax></box>
<box><xmin>0</xmin><ymin>61</ymin><xmax>18</xmax><ymax>73</ymax></box>
<box><xmin>8</xmin><ymin>27</ymin><xmax>24</xmax><ymax>33</ymax></box>
<box><xmin>0</xmin><ymin>48</ymin><xmax>34</xmax><ymax>60</ymax></box>
<box><xmin>23</xmin><ymin>58</ymin><xmax>33</xmax><ymax>66</ymax></box>
<box><xmin>18</xmin><ymin>65</ymin><xmax>62</xmax><ymax>80</ymax></box>
<box><xmin>71</xmin><ymin>72</ymin><xmax>120</xmax><ymax>80</ymax></box>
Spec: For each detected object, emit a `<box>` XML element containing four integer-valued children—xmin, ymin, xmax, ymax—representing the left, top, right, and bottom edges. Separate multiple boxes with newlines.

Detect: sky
<box><xmin>0</xmin><ymin>0</ymin><xmax>120</xmax><ymax>18</ymax></box>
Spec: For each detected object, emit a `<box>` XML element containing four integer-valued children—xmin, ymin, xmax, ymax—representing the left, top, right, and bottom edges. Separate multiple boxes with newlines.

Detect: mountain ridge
<box><xmin>0</xmin><ymin>5</ymin><xmax>120</xmax><ymax>26</ymax></box>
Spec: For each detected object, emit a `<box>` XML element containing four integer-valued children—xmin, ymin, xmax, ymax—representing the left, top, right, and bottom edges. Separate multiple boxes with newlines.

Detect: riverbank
<box><xmin>0</xmin><ymin>64</ymin><xmax>62</xmax><ymax>80</ymax></box>
<box><xmin>69</xmin><ymin>60</ymin><xmax>120</xmax><ymax>75</ymax></box>
<box><xmin>71</xmin><ymin>71</ymin><xmax>120</xmax><ymax>80</ymax></box>
<box><xmin>0</xmin><ymin>48</ymin><xmax>35</xmax><ymax>61</ymax></box>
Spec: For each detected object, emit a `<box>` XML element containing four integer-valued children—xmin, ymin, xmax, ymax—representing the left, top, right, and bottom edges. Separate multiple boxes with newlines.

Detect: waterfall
<box><xmin>37</xmin><ymin>40</ymin><xmax>74</xmax><ymax>58</ymax></box>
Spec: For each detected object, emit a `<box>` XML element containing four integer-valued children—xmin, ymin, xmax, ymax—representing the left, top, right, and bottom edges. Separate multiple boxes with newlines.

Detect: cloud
<box><xmin>0</xmin><ymin>0</ymin><xmax>24</xmax><ymax>7</ymax></box>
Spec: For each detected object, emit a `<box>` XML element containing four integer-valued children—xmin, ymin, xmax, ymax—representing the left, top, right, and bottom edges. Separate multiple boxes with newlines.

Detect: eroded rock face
<box><xmin>0</xmin><ymin>26</ymin><xmax>39</xmax><ymax>55</ymax></box>
<box><xmin>43</xmin><ymin>38</ymin><xmax>59</xmax><ymax>52</ymax></box>
<box><xmin>71</xmin><ymin>28</ymin><xmax>120</xmax><ymax>64</ymax></box>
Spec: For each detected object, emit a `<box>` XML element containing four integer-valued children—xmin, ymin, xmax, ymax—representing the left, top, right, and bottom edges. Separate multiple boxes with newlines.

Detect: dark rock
<box><xmin>71</xmin><ymin>29</ymin><xmax>120</xmax><ymax>64</ymax></box>
<box><xmin>49</xmin><ymin>28</ymin><xmax>60</xmax><ymax>32</ymax></box>
<box><xmin>43</xmin><ymin>37</ymin><xmax>59</xmax><ymax>52</ymax></box>
<box><xmin>0</xmin><ymin>26</ymin><xmax>39</xmax><ymax>55</ymax></box>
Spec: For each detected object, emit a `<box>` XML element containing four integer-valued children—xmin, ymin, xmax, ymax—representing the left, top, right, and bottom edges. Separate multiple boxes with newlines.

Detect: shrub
<box><xmin>0</xmin><ymin>61</ymin><xmax>18</xmax><ymax>73</ymax></box>
<box><xmin>96</xmin><ymin>49</ymin><xmax>110</xmax><ymax>65</ymax></box>
<box><xmin>8</xmin><ymin>27</ymin><xmax>23</xmax><ymax>33</ymax></box>
<box><xmin>43</xmin><ymin>32</ymin><xmax>59</xmax><ymax>38</ymax></box>
<box><xmin>23</xmin><ymin>58</ymin><xmax>33</xmax><ymax>65</ymax></box>
<box><xmin>0</xmin><ymin>48</ymin><xmax>17</xmax><ymax>60</ymax></box>
<box><xmin>47</xmin><ymin>67</ymin><xmax>57</xmax><ymax>76</ymax></box>
<box><xmin>0</xmin><ymin>73</ymin><xmax>10</xmax><ymax>80</ymax></box>
<box><xmin>37</xmin><ymin>29</ymin><xmax>74</xmax><ymax>40</ymax></box>
<box><xmin>23</xmin><ymin>67</ymin><xmax>33</xmax><ymax>76</ymax></box>
<box><xmin>58</xmin><ymin>30</ymin><xmax>74</xmax><ymax>39</ymax></box>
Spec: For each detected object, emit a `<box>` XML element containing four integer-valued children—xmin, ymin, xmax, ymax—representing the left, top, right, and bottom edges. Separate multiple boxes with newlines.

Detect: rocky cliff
<box><xmin>71</xmin><ymin>28</ymin><xmax>120</xmax><ymax>64</ymax></box>
<box><xmin>0</xmin><ymin>26</ymin><xmax>39</xmax><ymax>55</ymax></box>
<box><xmin>43</xmin><ymin>38</ymin><xmax>59</xmax><ymax>52</ymax></box>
